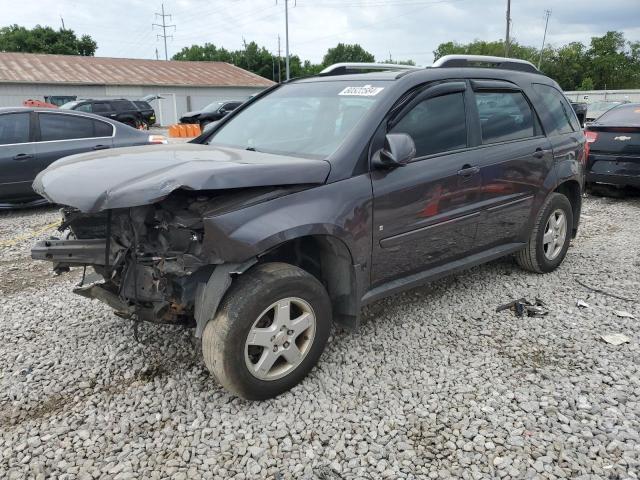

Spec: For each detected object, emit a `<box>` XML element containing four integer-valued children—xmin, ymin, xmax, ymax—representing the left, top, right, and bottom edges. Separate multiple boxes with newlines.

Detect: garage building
<box><xmin>0</xmin><ymin>52</ymin><xmax>274</xmax><ymax>125</ymax></box>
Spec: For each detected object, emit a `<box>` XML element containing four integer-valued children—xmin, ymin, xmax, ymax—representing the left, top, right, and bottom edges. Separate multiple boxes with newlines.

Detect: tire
<box><xmin>202</xmin><ymin>262</ymin><xmax>332</xmax><ymax>400</ymax></box>
<box><xmin>516</xmin><ymin>193</ymin><xmax>573</xmax><ymax>273</ymax></box>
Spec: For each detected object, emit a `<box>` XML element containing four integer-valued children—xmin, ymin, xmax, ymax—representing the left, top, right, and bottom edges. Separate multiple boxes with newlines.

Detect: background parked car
<box><xmin>133</xmin><ymin>100</ymin><xmax>157</xmax><ymax>128</ymax></box>
<box><xmin>60</xmin><ymin>98</ymin><xmax>145</xmax><ymax>129</ymax></box>
<box><xmin>585</xmin><ymin>103</ymin><xmax>640</xmax><ymax>195</ymax></box>
<box><xmin>586</xmin><ymin>100</ymin><xmax>628</xmax><ymax>122</ymax></box>
<box><xmin>180</xmin><ymin>100</ymin><xmax>243</xmax><ymax>129</ymax></box>
<box><xmin>570</xmin><ymin>102</ymin><xmax>588</xmax><ymax>126</ymax></box>
<box><xmin>0</xmin><ymin>107</ymin><xmax>166</xmax><ymax>208</ymax></box>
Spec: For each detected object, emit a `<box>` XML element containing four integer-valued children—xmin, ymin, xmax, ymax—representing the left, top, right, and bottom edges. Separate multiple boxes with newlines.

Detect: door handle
<box><xmin>93</xmin><ymin>144</ymin><xmax>111</xmax><ymax>150</ymax></box>
<box><xmin>457</xmin><ymin>165</ymin><xmax>480</xmax><ymax>177</ymax></box>
<box><xmin>13</xmin><ymin>153</ymin><xmax>34</xmax><ymax>161</ymax></box>
<box><xmin>533</xmin><ymin>148</ymin><xmax>546</xmax><ymax>159</ymax></box>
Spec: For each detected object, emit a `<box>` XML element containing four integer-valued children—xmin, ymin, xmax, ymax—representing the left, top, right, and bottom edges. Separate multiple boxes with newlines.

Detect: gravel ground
<box><xmin>1</xmin><ymin>194</ymin><xmax>639</xmax><ymax>480</ymax></box>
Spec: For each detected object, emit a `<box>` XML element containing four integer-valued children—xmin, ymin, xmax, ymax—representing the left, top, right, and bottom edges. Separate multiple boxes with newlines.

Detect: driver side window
<box><xmin>390</xmin><ymin>92</ymin><xmax>467</xmax><ymax>158</ymax></box>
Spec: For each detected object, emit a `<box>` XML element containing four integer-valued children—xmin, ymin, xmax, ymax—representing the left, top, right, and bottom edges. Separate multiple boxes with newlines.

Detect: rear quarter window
<box><xmin>532</xmin><ymin>84</ymin><xmax>579</xmax><ymax>136</ymax></box>
<box><xmin>475</xmin><ymin>91</ymin><xmax>536</xmax><ymax>144</ymax></box>
<box><xmin>112</xmin><ymin>100</ymin><xmax>136</xmax><ymax>111</ymax></box>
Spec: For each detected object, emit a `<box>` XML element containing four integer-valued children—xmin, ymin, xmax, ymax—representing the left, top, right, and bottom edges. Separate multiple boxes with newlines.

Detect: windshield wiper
<box><xmin>246</xmin><ymin>147</ymin><xmax>257</xmax><ymax>152</ymax></box>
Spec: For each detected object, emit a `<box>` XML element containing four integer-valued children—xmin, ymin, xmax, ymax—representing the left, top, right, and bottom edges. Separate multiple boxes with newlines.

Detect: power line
<box><xmin>538</xmin><ymin>9</ymin><xmax>552</xmax><ymax>69</ymax></box>
<box><xmin>153</xmin><ymin>3</ymin><xmax>176</xmax><ymax>61</ymax></box>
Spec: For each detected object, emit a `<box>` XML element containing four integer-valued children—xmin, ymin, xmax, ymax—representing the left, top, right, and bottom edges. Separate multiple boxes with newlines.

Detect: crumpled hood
<box><xmin>180</xmin><ymin>110</ymin><xmax>201</xmax><ymax>118</ymax></box>
<box><xmin>33</xmin><ymin>144</ymin><xmax>330</xmax><ymax>213</ymax></box>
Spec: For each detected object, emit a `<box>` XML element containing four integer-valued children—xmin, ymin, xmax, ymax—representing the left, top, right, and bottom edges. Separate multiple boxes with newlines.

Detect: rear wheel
<box><xmin>201</xmin><ymin>263</ymin><xmax>332</xmax><ymax>400</ymax></box>
<box><xmin>516</xmin><ymin>193</ymin><xmax>573</xmax><ymax>273</ymax></box>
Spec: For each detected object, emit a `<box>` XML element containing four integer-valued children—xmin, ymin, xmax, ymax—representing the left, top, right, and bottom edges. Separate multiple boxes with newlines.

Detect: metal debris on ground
<box><xmin>575</xmin><ymin>278</ymin><xmax>635</xmax><ymax>303</ymax></box>
<box><xmin>613</xmin><ymin>310</ymin><xmax>636</xmax><ymax>319</ymax></box>
<box><xmin>601</xmin><ymin>334</ymin><xmax>631</xmax><ymax>346</ymax></box>
<box><xmin>576</xmin><ymin>299</ymin><xmax>590</xmax><ymax>308</ymax></box>
<box><xmin>496</xmin><ymin>297</ymin><xmax>549</xmax><ymax>318</ymax></box>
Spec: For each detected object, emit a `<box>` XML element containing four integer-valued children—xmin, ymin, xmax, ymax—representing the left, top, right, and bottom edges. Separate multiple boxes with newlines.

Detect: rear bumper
<box><xmin>587</xmin><ymin>154</ymin><xmax>640</xmax><ymax>187</ymax></box>
<box><xmin>586</xmin><ymin>172</ymin><xmax>640</xmax><ymax>187</ymax></box>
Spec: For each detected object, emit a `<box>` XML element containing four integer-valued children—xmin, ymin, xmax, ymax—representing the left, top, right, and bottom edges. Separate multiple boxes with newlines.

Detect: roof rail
<box><xmin>320</xmin><ymin>62</ymin><xmax>420</xmax><ymax>76</ymax></box>
<box><xmin>432</xmin><ymin>55</ymin><xmax>539</xmax><ymax>73</ymax></box>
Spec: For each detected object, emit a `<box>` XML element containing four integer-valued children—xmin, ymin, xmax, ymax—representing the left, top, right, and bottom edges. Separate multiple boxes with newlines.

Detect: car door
<box><xmin>469</xmin><ymin>81</ymin><xmax>554</xmax><ymax>249</ymax></box>
<box><xmin>34</xmin><ymin>112</ymin><xmax>114</xmax><ymax>171</ymax></box>
<box><xmin>0</xmin><ymin>111</ymin><xmax>37</xmax><ymax>201</ymax></box>
<box><xmin>371</xmin><ymin>81</ymin><xmax>483</xmax><ymax>285</ymax></box>
<box><xmin>531</xmin><ymin>83</ymin><xmax>584</xmax><ymax>173</ymax></box>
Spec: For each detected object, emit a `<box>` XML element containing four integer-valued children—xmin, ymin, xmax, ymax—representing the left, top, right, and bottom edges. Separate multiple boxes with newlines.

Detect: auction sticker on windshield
<box><xmin>339</xmin><ymin>85</ymin><xmax>384</xmax><ymax>96</ymax></box>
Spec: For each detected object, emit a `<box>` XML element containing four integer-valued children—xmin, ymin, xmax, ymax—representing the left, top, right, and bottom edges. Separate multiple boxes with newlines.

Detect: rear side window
<box><xmin>39</xmin><ymin>114</ymin><xmax>98</xmax><ymax>141</ymax></box>
<box><xmin>92</xmin><ymin>103</ymin><xmax>110</xmax><ymax>113</ymax></box>
<box><xmin>533</xmin><ymin>84</ymin><xmax>578</xmax><ymax>135</ymax></box>
<box><xmin>0</xmin><ymin>113</ymin><xmax>30</xmax><ymax>145</ymax></box>
<box><xmin>94</xmin><ymin>120</ymin><xmax>114</xmax><ymax>137</ymax></box>
<box><xmin>112</xmin><ymin>100</ymin><xmax>135</xmax><ymax>111</ymax></box>
<box><xmin>475</xmin><ymin>91</ymin><xmax>535</xmax><ymax>144</ymax></box>
<box><xmin>390</xmin><ymin>92</ymin><xmax>467</xmax><ymax>157</ymax></box>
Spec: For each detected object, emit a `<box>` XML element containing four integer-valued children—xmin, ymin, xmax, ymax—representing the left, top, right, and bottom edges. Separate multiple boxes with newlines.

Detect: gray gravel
<box><xmin>1</xmin><ymin>195</ymin><xmax>639</xmax><ymax>480</ymax></box>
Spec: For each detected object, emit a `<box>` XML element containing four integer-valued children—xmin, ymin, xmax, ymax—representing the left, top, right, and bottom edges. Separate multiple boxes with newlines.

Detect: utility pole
<box><xmin>504</xmin><ymin>0</ymin><xmax>511</xmax><ymax>57</ymax></box>
<box><xmin>537</xmin><ymin>9</ymin><xmax>551</xmax><ymax>69</ymax></box>
<box><xmin>277</xmin><ymin>35</ymin><xmax>282</xmax><ymax>83</ymax></box>
<box><xmin>153</xmin><ymin>3</ymin><xmax>176</xmax><ymax>61</ymax></box>
<box><xmin>276</xmin><ymin>0</ymin><xmax>295</xmax><ymax>80</ymax></box>
<box><xmin>60</xmin><ymin>16</ymin><xmax>66</xmax><ymax>30</ymax></box>
<box><xmin>243</xmin><ymin>37</ymin><xmax>251</xmax><ymax>71</ymax></box>
<box><xmin>155</xmin><ymin>48</ymin><xmax>159</xmax><ymax>60</ymax></box>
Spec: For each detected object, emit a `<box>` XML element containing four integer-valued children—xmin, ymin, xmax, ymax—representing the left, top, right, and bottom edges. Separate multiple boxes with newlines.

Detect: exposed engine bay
<box><xmin>31</xmin><ymin>188</ymin><xmax>302</xmax><ymax>330</ymax></box>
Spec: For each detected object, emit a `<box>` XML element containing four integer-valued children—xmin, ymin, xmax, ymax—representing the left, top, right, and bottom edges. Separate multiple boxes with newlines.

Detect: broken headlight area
<box><xmin>31</xmin><ymin>194</ymin><xmax>224</xmax><ymax>325</ymax></box>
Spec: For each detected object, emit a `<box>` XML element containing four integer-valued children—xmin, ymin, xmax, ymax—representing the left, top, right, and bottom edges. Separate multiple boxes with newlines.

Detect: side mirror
<box><xmin>373</xmin><ymin>133</ymin><xmax>416</xmax><ymax>169</ymax></box>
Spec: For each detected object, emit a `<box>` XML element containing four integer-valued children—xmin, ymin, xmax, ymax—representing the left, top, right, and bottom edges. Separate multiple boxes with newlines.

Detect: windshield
<box><xmin>59</xmin><ymin>101</ymin><xmax>81</xmax><ymax>110</ymax></box>
<box><xmin>207</xmin><ymin>81</ymin><xmax>388</xmax><ymax>158</ymax></box>
<box><xmin>595</xmin><ymin>104</ymin><xmax>640</xmax><ymax>124</ymax></box>
<box><xmin>202</xmin><ymin>102</ymin><xmax>223</xmax><ymax>112</ymax></box>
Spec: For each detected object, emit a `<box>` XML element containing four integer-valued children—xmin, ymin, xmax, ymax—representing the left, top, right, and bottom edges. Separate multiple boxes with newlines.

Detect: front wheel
<box><xmin>202</xmin><ymin>263</ymin><xmax>332</xmax><ymax>400</ymax></box>
<box><xmin>516</xmin><ymin>193</ymin><xmax>573</xmax><ymax>273</ymax></box>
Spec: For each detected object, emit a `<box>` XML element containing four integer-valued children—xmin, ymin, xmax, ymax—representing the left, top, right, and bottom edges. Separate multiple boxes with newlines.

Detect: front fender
<box><xmin>201</xmin><ymin>175</ymin><xmax>373</xmax><ymax>268</ymax></box>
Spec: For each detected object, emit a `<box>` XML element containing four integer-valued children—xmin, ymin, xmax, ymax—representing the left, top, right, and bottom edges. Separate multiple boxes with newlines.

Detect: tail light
<box><xmin>148</xmin><ymin>135</ymin><xmax>168</xmax><ymax>144</ymax></box>
<box><xmin>583</xmin><ymin>130</ymin><xmax>598</xmax><ymax>164</ymax></box>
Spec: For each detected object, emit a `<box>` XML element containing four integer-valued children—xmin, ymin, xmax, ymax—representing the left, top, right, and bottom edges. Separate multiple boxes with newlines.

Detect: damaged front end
<box><xmin>32</xmin><ymin>192</ymin><xmax>251</xmax><ymax>331</ymax></box>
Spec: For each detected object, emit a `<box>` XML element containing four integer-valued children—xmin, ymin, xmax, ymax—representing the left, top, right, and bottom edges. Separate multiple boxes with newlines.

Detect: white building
<box><xmin>0</xmin><ymin>52</ymin><xmax>274</xmax><ymax>125</ymax></box>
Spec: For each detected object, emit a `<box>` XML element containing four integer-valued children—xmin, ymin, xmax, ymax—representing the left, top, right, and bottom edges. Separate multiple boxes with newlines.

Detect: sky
<box><xmin>2</xmin><ymin>0</ymin><xmax>640</xmax><ymax>66</ymax></box>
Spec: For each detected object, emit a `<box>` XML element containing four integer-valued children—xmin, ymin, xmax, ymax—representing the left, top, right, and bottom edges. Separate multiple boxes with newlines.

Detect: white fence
<box><xmin>564</xmin><ymin>89</ymin><xmax>640</xmax><ymax>104</ymax></box>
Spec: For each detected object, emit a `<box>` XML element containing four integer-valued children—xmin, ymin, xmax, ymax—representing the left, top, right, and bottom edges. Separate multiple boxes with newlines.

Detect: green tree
<box><xmin>173</xmin><ymin>41</ymin><xmax>322</xmax><ymax>80</ymax></box>
<box><xmin>0</xmin><ymin>24</ymin><xmax>96</xmax><ymax>55</ymax></box>
<box><xmin>433</xmin><ymin>32</ymin><xmax>640</xmax><ymax>91</ymax></box>
<box><xmin>322</xmin><ymin>43</ymin><xmax>375</xmax><ymax>66</ymax></box>
<box><xmin>578</xmin><ymin>77</ymin><xmax>595</xmax><ymax>91</ymax></box>
<box><xmin>433</xmin><ymin>39</ymin><xmax>537</xmax><ymax>63</ymax></box>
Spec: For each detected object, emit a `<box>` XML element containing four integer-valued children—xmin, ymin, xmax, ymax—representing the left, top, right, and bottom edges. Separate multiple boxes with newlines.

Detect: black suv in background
<box><xmin>61</xmin><ymin>99</ymin><xmax>148</xmax><ymax>128</ymax></box>
<box><xmin>132</xmin><ymin>100</ymin><xmax>157</xmax><ymax>128</ymax></box>
<box><xmin>33</xmin><ymin>56</ymin><xmax>585</xmax><ymax>400</ymax></box>
<box><xmin>180</xmin><ymin>100</ymin><xmax>243</xmax><ymax>129</ymax></box>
